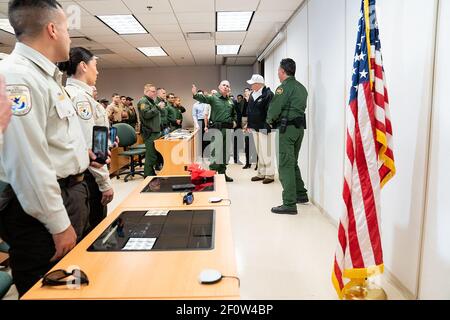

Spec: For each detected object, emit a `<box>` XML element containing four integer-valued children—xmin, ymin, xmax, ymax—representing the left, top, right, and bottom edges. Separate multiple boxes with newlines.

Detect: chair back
<box><xmin>113</xmin><ymin>123</ymin><xmax>137</xmax><ymax>148</ymax></box>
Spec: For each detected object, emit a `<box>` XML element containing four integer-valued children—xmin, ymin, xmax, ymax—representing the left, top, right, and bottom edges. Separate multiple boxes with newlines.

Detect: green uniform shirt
<box><xmin>156</xmin><ymin>97</ymin><xmax>169</xmax><ymax>127</ymax></box>
<box><xmin>266</xmin><ymin>76</ymin><xmax>308</xmax><ymax>125</ymax></box>
<box><xmin>137</xmin><ymin>96</ymin><xmax>161</xmax><ymax>135</ymax></box>
<box><xmin>193</xmin><ymin>93</ymin><xmax>236</xmax><ymax>124</ymax></box>
<box><xmin>166</xmin><ymin>102</ymin><xmax>177</xmax><ymax>127</ymax></box>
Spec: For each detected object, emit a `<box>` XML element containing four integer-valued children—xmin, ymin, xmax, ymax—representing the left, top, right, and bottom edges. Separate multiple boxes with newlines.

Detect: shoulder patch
<box><xmin>76</xmin><ymin>101</ymin><xmax>93</xmax><ymax>120</ymax></box>
<box><xmin>276</xmin><ymin>87</ymin><xmax>284</xmax><ymax>95</ymax></box>
<box><xmin>7</xmin><ymin>85</ymin><xmax>32</xmax><ymax>116</ymax></box>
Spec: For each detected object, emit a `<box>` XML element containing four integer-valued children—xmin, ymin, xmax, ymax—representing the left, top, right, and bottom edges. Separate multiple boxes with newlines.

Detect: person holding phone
<box><xmin>59</xmin><ymin>47</ymin><xmax>115</xmax><ymax>231</ymax></box>
<box><xmin>0</xmin><ymin>0</ymin><xmax>109</xmax><ymax>296</ymax></box>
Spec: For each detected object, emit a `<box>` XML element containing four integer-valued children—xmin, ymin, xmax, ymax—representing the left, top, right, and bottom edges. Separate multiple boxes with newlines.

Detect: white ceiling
<box><xmin>0</xmin><ymin>0</ymin><xmax>305</xmax><ymax>68</ymax></box>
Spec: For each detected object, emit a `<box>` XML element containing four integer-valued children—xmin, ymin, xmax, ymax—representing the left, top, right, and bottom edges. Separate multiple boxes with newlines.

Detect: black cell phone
<box><xmin>92</xmin><ymin>126</ymin><xmax>108</xmax><ymax>164</ymax></box>
<box><xmin>109</xmin><ymin>127</ymin><xmax>117</xmax><ymax>146</ymax></box>
<box><xmin>172</xmin><ymin>183</ymin><xmax>196</xmax><ymax>191</ymax></box>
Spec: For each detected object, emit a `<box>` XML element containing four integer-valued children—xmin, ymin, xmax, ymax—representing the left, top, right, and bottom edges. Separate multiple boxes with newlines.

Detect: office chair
<box><xmin>113</xmin><ymin>123</ymin><xmax>146</xmax><ymax>182</ymax></box>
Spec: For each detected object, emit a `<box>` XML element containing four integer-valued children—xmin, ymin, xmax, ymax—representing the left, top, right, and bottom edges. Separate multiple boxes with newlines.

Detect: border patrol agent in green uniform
<box><xmin>138</xmin><ymin>84</ymin><xmax>161</xmax><ymax>177</ymax></box>
<box><xmin>266</xmin><ymin>59</ymin><xmax>308</xmax><ymax>215</ymax></box>
<box><xmin>156</xmin><ymin>88</ymin><xmax>169</xmax><ymax>133</ymax></box>
<box><xmin>166</xmin><ymin>93</ymin><xmax>178</xmax><ymax>132</ymax></box>
<box><xmin>192</xmin><ymin>81</ymin><xmax>237</xmax><ymax>182</ymax></box>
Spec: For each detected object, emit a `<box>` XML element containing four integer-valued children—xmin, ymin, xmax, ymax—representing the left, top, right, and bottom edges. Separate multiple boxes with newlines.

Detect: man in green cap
<box><xmin>266</xmin><ymin>58</ymin><xmax>308</xmax><ymax>215</ymax></box>
<box><xmin>192</xmin><ymin>80</ymin><xmax>237</xmax><ymax>182</ymax></box>
<box><xmin>137</xmin><ymin>83</ymin><xmax>162</xmax><ymax>177</ymax></box>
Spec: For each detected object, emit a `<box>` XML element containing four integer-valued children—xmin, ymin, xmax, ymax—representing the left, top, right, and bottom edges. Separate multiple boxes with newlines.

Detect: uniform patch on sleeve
<box><xmin>276</xmin><ymin>87</ymin><xmax>284</xmax><ymax>95</ymax></box>
<box><xmin>139</xmin><ymin>103</ymin><xmax>145</xmax><ymax>111</ymax></box>
<box><xmin>76</xmin><ymin>101</ymin><xmax>93</xmax><ymax>120</ymax></box>
<box><xmin>7</xmin><ymin>85</ymin><xmax>32</xmax><ymax>116</ymax></box>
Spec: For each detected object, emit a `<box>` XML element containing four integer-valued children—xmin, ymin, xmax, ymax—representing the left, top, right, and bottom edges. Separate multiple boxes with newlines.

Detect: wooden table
<box><xmin>21</xmin><ymin>205</ymin><xmax>239</xmax><ymax>300</ymax></box>
<box><xmin>119</xmin><ymin>174</ymin><xmax>230</xmax><ymax>208</ymax></box>
<box><xmin>22</xmin><ymin>172</ymin><xmax>238</xmax><ymax>300</ymax></box>
<box><xmin>155</xmin><ymin>129</ymin><xmax>199</xmax><ymax>176</ymax></box>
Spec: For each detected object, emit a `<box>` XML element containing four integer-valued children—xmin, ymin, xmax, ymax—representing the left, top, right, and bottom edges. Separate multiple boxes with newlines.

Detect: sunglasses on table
<box><xmin>42</xmin><ymin>269</ymin><xmax>89</xmax><ymax>287</ymax></box>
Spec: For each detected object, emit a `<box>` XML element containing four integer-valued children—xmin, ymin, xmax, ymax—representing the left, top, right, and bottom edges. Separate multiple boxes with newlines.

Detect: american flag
<box><xmin>332</xmin><ymin>0</ymin><xmax>396</xmax><ymax>299</ymax></box>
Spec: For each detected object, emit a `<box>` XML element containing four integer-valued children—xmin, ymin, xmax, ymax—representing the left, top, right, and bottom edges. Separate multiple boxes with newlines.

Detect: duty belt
<box><xmin>57</xmin><ymin>173</ymin><xmax>85</xmax><ymax>188</ymax></box>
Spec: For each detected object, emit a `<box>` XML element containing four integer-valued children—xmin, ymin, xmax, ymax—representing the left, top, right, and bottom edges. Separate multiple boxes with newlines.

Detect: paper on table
<box><xmin>122</xmin><ymin>238</ymin><xmax>157</xmax><ymax>251</ymax></box>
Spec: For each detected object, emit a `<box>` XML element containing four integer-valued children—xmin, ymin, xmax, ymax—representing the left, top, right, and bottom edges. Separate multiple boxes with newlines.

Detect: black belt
<box><xmin>57</xmin><ymin>173</ymin><xmax>85</xmax><ymax>188</ymax></box>
<box><xmin>210</xmin><ymin>122</ymin><xmax>233</xmax><ymax>129</ymax></box>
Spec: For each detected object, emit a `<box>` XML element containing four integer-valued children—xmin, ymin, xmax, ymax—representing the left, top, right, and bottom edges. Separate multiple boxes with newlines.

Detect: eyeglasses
<box><xmin>42</xmin><ymin>269</ymin><xmax>89</xmax><ymax>287</ymax></box>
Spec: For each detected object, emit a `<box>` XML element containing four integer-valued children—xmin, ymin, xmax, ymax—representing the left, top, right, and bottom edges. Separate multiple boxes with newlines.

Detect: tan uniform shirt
<box><xmin>65</xmin><ymin>78</ymin><xmax>112</xmax><ymax>192</ymax></box>
<box><xmin>106</xmin><ymin>102</ymin><xmax>124</xmax><ymax>123</ymax></box>
<box><xmin>0</xmin><ymin>43</ymin><xmax>90</xmax><ymax>234</ymax></box>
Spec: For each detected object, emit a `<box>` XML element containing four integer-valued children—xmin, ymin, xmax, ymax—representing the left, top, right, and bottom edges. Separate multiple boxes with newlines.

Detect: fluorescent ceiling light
<box><xmin>97</xmin><ymin>15</ymin><xmax>147</xmax><ymax>35</ymax></box>
<box><xmin>217</xmin><ymin>11</ymin><xmax>254</xmax><ymax>32</ymax></box>
<box><xmin>216</xmin><ymin>45</ymin><xmax>241</xmax><ymax>55</ymax></box>
<box><xmin>138</xmin><ymin>47</ymin><xmax>168</xmax><ymax>57</ymax></box>
<box><xmin>0</xmin><ymin>19</ymin><xmax>14</xmax><ymax>34</ymax></box>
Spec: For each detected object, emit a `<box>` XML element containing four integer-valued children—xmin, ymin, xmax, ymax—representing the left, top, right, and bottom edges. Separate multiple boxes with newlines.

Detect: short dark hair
<box><xmin>8</xmin><ymin>0</ymin><xmax>63</xmax><ymax>40</ymax></box>
<box><xmin>112</xmin><ymin>93</ymin><xmax>119</xmax><ymax>97</ymax></box>
<box><xmin>157</xmin><ymin>88</ymin><xmax>165</xmax><ymax>92</ymax></box>
<box><xmin>120</xmin><ymin>96</ymin><xmax>126</xmax><ymax>99</ymax></box>
<box><xmin>126</xmin><ymin>97</ymin><xmax>133</xmax><ymax>101</ymax></box>
<box><xmin>197</xmin><ymin>89</ymin><xmax>203</xmax><ymax>94</ymax></box>
<box><xmin>58</xmin><ymin>47</ymin><xmax>95</xmax><ymax>76</ymax></box>
<box><xmin>237</xmin><ymin>94</ymin><xmax>244</xmax><ymax>99</ymax></box>
<box><xmin>244</xmin><ymin>88</ymin><xmax>251</xmax><ymax>91</ymax></box>
<box><xmin>168</xmin><ymin>93</ymin><xmax>175</xmax><ymax>98</ymax></box>
<box><xmin>279</xmin><ymin>58</ymin><xmax>296</xmax><ymax>76</ymax></box>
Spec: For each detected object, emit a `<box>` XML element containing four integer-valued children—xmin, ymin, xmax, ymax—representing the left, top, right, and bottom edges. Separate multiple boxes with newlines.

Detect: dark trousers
<box><xmin>233</xmin><ymin>131</ymin><xmax>252</xmax><ymax>165</ymax></box>
<box><xmin>84</xmin><ymin>171</ymin><xmax>107</xmax><ymax>232</ymax></box>
<box><xmin>0</xmin><ymin>182</ymin><xmax>90</xmax><ymax>297</ymax></box>
<box><xmin>197</xmin><ymin>119</ymin><xmax>209</xmax><ymax>157</ymax></box>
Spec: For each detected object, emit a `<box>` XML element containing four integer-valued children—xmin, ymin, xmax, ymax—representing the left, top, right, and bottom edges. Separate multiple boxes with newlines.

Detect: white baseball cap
<box><xmin>247</xmin><ymin>74</ymin><xmax>265</xmax><ymax>85</ymax></box>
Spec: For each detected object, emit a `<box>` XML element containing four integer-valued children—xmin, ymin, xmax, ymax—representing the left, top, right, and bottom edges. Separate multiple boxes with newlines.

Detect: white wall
<box><xmin>263</xmin><ymin>0</ymin><xmax>443</xmax><ymax>298</ymax></box>
<box><xmin>419</xmin><ymin>0</ymin><xmax>450</xmax><ymax>300</ymax></box>
<box><xmin>221</xmin><ymin>66</ymin><xmax>255</xmax><ymax>97</ymax></box>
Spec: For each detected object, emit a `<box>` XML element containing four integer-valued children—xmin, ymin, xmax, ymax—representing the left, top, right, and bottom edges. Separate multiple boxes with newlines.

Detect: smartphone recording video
<box><xmin>92</xmin><ymin>126</ymin><xmax>108</xmax><ymax>164</ymax></box>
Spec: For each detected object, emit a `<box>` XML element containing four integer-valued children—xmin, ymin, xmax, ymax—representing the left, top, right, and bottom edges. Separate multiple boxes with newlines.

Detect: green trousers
<box><xmin>144</xmin><ymin>132</ymin><xmax>161</xmax><ymax>177</ymax></box>
<box><xmin>209</xmin><ymin>128</ymin><xmax>228</xmax><ymax>174</ymax></box>
<box><xmin>278</xmin><ymin>126</ymin><xmax>307</xmax><ymax>208</ymax></box>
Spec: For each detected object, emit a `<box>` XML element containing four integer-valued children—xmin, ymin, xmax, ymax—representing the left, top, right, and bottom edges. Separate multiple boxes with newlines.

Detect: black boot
<box><xmin>297</xmin><ymin>195</ymin><xmax>309</xmax><ymax>204</ymax></box>
<box><xmin>271</xmin><ymin>205</ymin><xmax>298</xmax><ymax>215</ymax></box>
<box><xmin>225</xmin><ymin>175</ymin><xmax>234</xmax><ymax>182</ymax></box>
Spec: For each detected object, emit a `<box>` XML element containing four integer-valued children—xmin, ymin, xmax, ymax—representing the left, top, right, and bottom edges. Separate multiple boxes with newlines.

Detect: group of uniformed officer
<box><xmin>191</xmin><ymin>59</ymin><xmax>308</xmax><ymax>215</ymax></box>
<box><xmin>0</xmin><ymin>0</ymin><xmax>114</xmax><ymax>296</ymax></box>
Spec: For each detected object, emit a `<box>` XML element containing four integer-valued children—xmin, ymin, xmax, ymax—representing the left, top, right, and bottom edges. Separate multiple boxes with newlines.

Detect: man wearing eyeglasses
<box><xmin>192</xmin><ymin>81</ymin><xmax>237</xmax><ymax>182</ymax></box>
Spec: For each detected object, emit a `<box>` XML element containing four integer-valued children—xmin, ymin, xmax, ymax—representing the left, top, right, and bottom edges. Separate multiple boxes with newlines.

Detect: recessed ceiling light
<box><xmin>0</xmin><ymin>19</ymin><xmax>14</xmax><ymax>34</ymax></box>
<box><xmin>137</xmin><ymin>47</ymin><xmax>168</xmax><ymax>57</ymax></box>
<box><xmin>216</xmin><ymin>45</ymin><xmax>241</xmax><ymax>55</ymax></box>
<box><xmin>96</xmin><ymin>15</ymin><xmax>147</xmax><ymax>35</ymax></box>
<box><xmin>217</xmin><ymin>11</ymin><xmax>254</xmax><ymax>32</ymax></box>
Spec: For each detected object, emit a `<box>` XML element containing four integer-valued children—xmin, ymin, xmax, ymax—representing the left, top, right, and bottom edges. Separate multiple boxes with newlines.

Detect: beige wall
<box><xmin>96</xmin><ymin>65</ymin><xmax>253</xmax><ymax>127</ymax></box>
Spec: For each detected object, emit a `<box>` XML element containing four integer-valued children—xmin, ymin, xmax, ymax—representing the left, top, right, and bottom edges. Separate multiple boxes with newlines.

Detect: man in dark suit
<box><xmin>246</xmin><ymin>75</ymin><xmax>275</xmax><ymax>184</ymax></box>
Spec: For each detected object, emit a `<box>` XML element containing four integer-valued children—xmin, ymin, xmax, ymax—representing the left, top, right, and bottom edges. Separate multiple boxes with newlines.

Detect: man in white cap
<box><xmin>246</xmin><ymin>74</ymin><xmax>275</xmax><ymax>184</ymax></box>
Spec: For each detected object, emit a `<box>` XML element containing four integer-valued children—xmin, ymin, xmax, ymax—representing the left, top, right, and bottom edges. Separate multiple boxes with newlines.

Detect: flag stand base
<box><xmin>343</xmin><ymin>278</ymin><xmax>388</xmax><ymax>300</ymax></box>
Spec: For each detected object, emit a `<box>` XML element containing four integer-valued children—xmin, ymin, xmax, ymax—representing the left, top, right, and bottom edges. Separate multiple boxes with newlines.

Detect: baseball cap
<box><xmin>126</xmin><ymin>97</ymin><xmax>134</xmax><ymax>101</ymax></box>
<box><xmin>247</xmin><ymin>74</ymin><xmax>265</xmax><ymax>85</ymax></box>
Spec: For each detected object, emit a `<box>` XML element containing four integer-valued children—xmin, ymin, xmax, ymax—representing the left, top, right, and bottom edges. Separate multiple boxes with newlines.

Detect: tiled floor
<box><xmin>1</xmin><ymin>159</ymin><xmax>409</xmax><ymax>300</ymax></box>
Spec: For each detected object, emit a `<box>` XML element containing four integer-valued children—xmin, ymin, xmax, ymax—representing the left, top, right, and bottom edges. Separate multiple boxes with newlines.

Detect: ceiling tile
<box><xmin>258</xmin><ymin>0</ymin><xmax>305</xmax><ymax>11</ymax></box>
<box><xmin>125</xmin><ymin>0</ymin><xmax>173</xmax><ymax>14</ymax></box>
<box><xmin>252</xmin><ymin>11</ymin><xmax>294</xmax><ymax>23</ymax></box>
<box><xmin>146</xmin><ymin>24</ymin><xmax>182</xmax><ymax>33</ymax></box>
<box><xmin>134</xmin><ymin>13</ymin><xmax>178</xmax><ymax>25</ymax></box>
<box><xmin>176</xmin><ymin>12</ymin><xmax>215</xmax><ymax>24</ymax></box>
<box><xmin>78</xmin><ymin>0</ymin><xmax>131</xmax><ymax>15</ymax></box>
<box><xmin>215</xmin><ymin>0</ymin><xmax>260</xmax><ymax>11</ymax></box>
<box><xmin>215</xmin><ymin>32</ymin><xmax>247</xmax><ymax>41</ymax></box>
<box><xmin>152</xmin><ymin>32</ymin><xmax>185</xmax><ymax>41</ymax></box>
<box><xmin>179</xmin><ymin>23</ymin><xmax>215</xmax><ymax>33</ymax></box>
<box><xmin>170</xmin><ymin>0</ymin><xmax>214</xmax><ymax>13</ymax></box>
